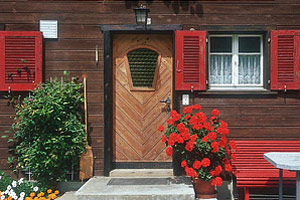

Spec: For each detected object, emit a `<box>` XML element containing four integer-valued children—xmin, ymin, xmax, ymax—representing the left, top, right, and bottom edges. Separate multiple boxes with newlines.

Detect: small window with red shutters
<box><xmin>174</xmin><ymin>30</ymin><xmax>300</xmax><ymax>92</ymax></box>
<box><xmin>0</xmin><ymin>31</ymin><xmax>43</xmax><ymax>91</ymax></box>
<box><xmin>175</xmin><ymin>31</ymin><xmax>265</xmax><ymax>91</ymax></box>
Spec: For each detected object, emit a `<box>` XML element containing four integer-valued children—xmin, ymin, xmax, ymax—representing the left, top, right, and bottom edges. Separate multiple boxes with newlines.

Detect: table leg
<box><xmin>279</xmin><ymin>169</ymin><xmax>283</xmax><ymax>200</ymax></box>
<box><xmin>297</xmin><ymin>171</ymin><xmax>300</xmax><ymax>200</ymax></box>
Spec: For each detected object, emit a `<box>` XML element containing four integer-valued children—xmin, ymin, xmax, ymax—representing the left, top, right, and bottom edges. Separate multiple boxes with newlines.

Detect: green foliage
<box><xmin>10</xmin><ymin>75</ymin><xmax>86</xmax><ymax>186</ymax></box>
<box><xmin>0</xmin><ymin>170</ymin><xmax>52</xmax><ymax>199</ymax></box>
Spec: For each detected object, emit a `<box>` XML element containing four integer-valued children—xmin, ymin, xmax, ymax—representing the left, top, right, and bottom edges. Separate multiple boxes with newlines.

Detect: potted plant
<box><xmin>158</xmin><ymin>105</ymin><xmax>237</xmax><ymax>198</ymax></box>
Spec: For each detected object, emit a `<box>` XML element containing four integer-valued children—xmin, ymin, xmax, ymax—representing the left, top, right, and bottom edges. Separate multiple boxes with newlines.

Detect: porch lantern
<box><xmin>134</xmin><ymin>4</ymin><xmax>149</xmax><ymax>28</ymax></box>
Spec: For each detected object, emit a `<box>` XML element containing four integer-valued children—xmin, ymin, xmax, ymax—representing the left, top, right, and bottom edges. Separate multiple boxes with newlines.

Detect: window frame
<box><xmin>208</xmin><ymin>34</ymin><xmax>264</xmax><ymax>90</ymax></box>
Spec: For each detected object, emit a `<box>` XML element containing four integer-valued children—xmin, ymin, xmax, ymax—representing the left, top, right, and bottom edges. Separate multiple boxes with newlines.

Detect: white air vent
<box><xmin>39</xmin><ymin>20</ymin><xmax>58</xmax><ymax>39</ymax></box>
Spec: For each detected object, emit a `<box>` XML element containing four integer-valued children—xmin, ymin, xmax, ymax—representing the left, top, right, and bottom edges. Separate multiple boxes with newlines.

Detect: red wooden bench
<box><xmin>232</xmin><ymin>140</ymin><xmax>300</xmax><ymax>200</ymax></box>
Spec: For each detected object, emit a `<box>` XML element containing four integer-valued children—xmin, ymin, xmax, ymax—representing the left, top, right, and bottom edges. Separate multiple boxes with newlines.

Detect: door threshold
<box><xmin>109</xmin><ymin>169</ymin><xmax>174</xmax><ymax>177</ymax></box>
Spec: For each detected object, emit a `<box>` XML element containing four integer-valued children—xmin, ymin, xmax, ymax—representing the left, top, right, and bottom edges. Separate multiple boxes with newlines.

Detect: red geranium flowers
<box><xmin>158</xmin><ymin>105</ymin><xmax>237</xmax><ymax>186</ymax></box>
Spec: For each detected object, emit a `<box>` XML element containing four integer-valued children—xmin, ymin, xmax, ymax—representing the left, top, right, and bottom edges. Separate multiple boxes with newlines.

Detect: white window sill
<box><xmin>207</xmin><ymin>87</ymin><xmax>267</xmax><ymax>92</ymax></box>
<box><xmin>199</xmin><ymin>87</ymin><xmax>278</xmax><ymax>95</ymax></box>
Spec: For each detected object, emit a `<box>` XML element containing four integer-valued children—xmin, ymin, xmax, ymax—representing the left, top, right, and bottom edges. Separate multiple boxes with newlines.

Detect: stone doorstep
<box><xmin>56</xmin><ymin>192</ymin><xmax>76</xmax><ymax>200</ymax></box>
<box><xmin>109</xmin><ymin>169</ymin><xmax>174</xmax><ymax>177</ymax></box>
<box><xmin>75</xmin><ymin>176</ymin><xmax>195</xmax><ymax>200</ymax></box>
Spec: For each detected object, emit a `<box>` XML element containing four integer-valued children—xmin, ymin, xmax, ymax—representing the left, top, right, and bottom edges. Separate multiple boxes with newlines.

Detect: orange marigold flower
<box><xmin>47</xmin><ymin>189</ymin><xmax>52</xmax><ymax>194</ymax></box>
<box><xmin>38</xmin><ymin>192</ymin><xmax>44</xmax><ymax>197</ymax></box>
<box><xmin>30</xmin><ymin>192</ymin><xmax>36</xmax><ymax>197</ymax></box>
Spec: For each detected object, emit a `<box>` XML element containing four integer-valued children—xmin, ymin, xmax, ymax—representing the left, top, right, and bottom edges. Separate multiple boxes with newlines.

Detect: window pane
<box><xmin>210</xmin><ymin>37</ymin><xmax>232</xmax><ymax>53</ymax></box>
<box><xmin>210</xmin><ymin>55</ymin><xmax>232</xmax><ymax>84</ymax></box>
<box><xmin>238</xmin><ymin>55</ymin><xmax>261</xmax><ymax>84</ymax></box>
<box><xmin>239</xmin><ymin>37</ymin><xmax>260</xmax><ymax>53</ymax></box>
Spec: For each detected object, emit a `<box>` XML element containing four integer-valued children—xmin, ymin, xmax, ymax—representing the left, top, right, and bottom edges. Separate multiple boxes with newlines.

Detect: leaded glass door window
<box><xmin>127</xmin><ymin>48</ymin><xmax>160</xmax><ymax>91</ymax></box>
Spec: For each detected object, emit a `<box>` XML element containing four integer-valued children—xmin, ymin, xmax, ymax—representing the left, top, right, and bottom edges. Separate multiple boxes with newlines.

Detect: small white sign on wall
<box><xmin>182</xmin><ymin>94</ymin><xmax>189</xmax><ymax>105</ymax></box>
<box><xmin>39</xmin><ymin>20</ymin><xmax>58</xmax><ymax>39</ymax></box>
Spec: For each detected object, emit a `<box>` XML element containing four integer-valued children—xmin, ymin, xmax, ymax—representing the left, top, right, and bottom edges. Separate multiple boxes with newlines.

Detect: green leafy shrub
<box><xmin>10</xmin><ymin>74</ymin><xmax>86</xmax><ymax>186</ymax></box>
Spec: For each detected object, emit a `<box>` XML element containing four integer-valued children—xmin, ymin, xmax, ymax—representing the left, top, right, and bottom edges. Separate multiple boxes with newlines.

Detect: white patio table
<box><xmin>264</xmin><ymin>152</ymin><xmax>300</xmax><ymax>200</ymax></box>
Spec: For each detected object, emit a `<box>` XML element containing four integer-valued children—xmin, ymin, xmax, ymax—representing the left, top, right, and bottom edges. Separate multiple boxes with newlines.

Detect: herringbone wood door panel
<box><xmin>113</xmin><ymin>34</ymin><xmax>172</xmax><ymax>163</ymax></box>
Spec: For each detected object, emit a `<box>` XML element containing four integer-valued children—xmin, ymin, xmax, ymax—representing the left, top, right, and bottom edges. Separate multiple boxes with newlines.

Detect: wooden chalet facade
<box><xmin>0</xmin><ymin>0</ymin><xmax>300</xmax><ymax>177</ymax></box>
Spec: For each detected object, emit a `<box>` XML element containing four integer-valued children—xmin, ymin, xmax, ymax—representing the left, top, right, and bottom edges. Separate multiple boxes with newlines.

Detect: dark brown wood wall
<box><xmin>0</xmin><ymin>0</ymin><xmax>300</xmax><ymax>175</ymax></box>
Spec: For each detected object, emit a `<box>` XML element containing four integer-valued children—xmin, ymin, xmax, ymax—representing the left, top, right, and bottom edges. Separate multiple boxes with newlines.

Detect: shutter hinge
<box><xmin>268</xmin><ymin>80</ymin><xmax>270</xmax><ymax>84</ymax></box>
<box><xmin>268</xmin><ymin>38</ymin><xmax>271</xmax><ymax>43</ymax></box>
<box><xmin>206</xmin><ymin>80</ymin><xmax>208</xmax><ymax>85</ymax></box>
<box><xmin>206</xmin><ymin>38</ymin><xmax>208</xmax><ymax>43</ymax></box>
<box><xmin>191</xmin><ymin>85</ymin><xmax>194</xmax><ymax>93</ymax></box>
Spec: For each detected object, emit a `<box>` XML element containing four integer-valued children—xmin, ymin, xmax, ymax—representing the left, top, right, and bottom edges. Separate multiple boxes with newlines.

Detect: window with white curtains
<box><xmin>209</xmin><ymin>34</ymin><xmax>263</xmax><ymax>90</ymax></box>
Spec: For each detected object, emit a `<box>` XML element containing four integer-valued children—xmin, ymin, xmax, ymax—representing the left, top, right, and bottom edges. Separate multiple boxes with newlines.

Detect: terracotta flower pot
<box><xmin>193</xmin><ymin>178</ymin><xmax>217</xmax><ymax>199</ymax></box>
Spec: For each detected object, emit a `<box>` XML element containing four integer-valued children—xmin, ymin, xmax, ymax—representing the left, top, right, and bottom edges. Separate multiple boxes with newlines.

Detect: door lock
<box><xmin>160</xmin><ymin>96</ymin><xmax>171</xmax><ymax>115</ymax></box>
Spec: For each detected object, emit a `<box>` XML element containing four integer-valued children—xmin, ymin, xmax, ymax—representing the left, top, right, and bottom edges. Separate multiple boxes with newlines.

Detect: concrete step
<box><xmin>56</xmin><ymin>192</ymin><xmax>77</xmax><ymax>200</ymax></box>
<box><xmin>75</xmin><ymin>176</ymin><xmax>195</xmax><ymax>200</ymax></box>
<box><xmin>109</xmin><ymin>169</ymin><xmax>173</xmax><ymax>177</ymax></box>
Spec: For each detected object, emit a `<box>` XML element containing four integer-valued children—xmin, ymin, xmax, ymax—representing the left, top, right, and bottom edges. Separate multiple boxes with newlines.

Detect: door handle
<box><xmin>160</xmin><ymin>96</ymin><xmax>171</xmax><ymax>115</ymax></box>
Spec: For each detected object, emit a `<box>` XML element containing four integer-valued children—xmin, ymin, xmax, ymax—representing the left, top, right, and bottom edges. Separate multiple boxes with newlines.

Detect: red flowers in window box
<box><xmin>158</xmin><ymin>105</ymin><xmax>237</xmax><ymax>186</ymax></box>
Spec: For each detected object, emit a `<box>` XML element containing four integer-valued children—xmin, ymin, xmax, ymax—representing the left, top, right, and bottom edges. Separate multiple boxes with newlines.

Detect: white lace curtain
<box><xmin>209</xmin><ymin>55</ymin><xmax>261</xmax><ymax>85</ymax></box>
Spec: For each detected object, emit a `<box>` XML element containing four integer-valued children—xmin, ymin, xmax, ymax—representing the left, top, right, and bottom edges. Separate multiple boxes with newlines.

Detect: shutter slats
<box><xmin>277</xmin><ymin>35</ymin><xmax>294</xmax><ymax>83</ymax></box>
<box><xmin>0</xmin><ymin>31</ymin><xmax>42</xmax><ymax>91</ymax></box>
<box><xmin>271</xmin><ymin>30</ymin><xmax>300</xmax><ymax>90</ymax></box>
<box><xmin>5</xmin><ymin>36</ymin><xmax>36</xmax><ymax>83</ymax></box>
<box><xmin>175</xmin><ymin>31</ymin><xmax>206</xmax><ymax>91</ymax></box>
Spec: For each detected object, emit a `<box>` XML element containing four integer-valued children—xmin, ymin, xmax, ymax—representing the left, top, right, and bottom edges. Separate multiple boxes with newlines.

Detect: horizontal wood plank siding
<box><xmin>177</xmin><ymin>91</ymin><xmax>300</xmax><ymax>140</ymax></box>
<box><xmin>0</xmin><ymin>0</ymin><xmax>300</xmax><ymax>175</ymax></box>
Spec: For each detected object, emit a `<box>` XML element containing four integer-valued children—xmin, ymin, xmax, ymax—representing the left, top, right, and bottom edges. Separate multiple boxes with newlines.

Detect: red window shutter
<box><xmin>175</xmin><ymin>31</ymin><xmax>207</xmax><ymax>91</ymax></box>
<box><xmin>270</xmin><ymin>30</ymin><xmax>300</xmax><ymax>90</ymax></box>
<box><xmin>0</xmin><ymin>31</ymin><xmax>42</xmax><ymax>91</ymax></box>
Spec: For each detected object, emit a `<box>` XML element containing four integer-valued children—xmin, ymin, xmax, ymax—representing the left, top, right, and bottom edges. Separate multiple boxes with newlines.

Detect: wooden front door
<box><xmin>112</xmin><ymin>34</ymin><xmax>172</xmax><ymax>165</ymax></box>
